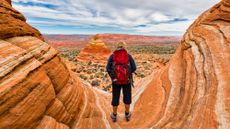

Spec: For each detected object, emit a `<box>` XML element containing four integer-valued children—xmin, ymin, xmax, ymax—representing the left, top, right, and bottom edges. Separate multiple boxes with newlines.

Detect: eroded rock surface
<box><xmin>0</xmin><ymin>0</ymin><xmax>43</xmax><ymax>41</ymax></box>
<box><xmin>129</xmin><ymin>0</ymin><xmax>230</xmax><ymax>128</ymax></box>
<box><xmin>0</xmin><ymin>1</ymin><xmax>109</xmax><ymax>129</ymax></box>
<box><xmin>0</xmin><ymin>0</ymin><xmax>229</xmax><ymax>129</ymax></box>
<box><xmin>0</xmin><ymin>35</ymin><xmax>110</xmax><ymax>129</ymax></box>
<box><xmin>76</xmin><ymin>35</ymin><xmax>111</xmax><ymax>63</ymax></box>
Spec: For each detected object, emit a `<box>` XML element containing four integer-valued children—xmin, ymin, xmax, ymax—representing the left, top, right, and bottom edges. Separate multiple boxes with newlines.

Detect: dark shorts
<box><xmin>111</xmin><ymin>83</ymin><xmax>132</xmax><ymax>106</ymax></box>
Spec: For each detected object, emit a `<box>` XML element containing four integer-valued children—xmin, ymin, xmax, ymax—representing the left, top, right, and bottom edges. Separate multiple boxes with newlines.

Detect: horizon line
<box><xmin>42</xmin><ymin>33</ymin><xmax>183</xmax><ymax>37</ymax></box>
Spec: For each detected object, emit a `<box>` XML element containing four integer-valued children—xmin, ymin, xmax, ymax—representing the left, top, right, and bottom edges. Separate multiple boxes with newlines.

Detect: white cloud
<box><xmin>12</xmin><ymin>0</ymin><xmax>221</xmax><ymax>35</ymax></box>
<box><xmin>135</xmin><ymin>20</ymin><xmax>194</xmax><ymax>34</ymax></box>
<box><xmin>149</xmin><ymin>13</ymin><xmax>170</xmax><ymax>22</ymax></box>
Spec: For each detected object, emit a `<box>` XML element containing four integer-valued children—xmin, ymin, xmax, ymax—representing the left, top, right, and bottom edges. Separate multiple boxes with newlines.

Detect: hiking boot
<box><xmin>111</xmin><ymin>113</ymin><xmax>117</xmax><ymax>122</ymax></box>
<box><xmin>125</xmin><ymin>112</ymin><xmax>131</xmax><ymax>121</ymax></box>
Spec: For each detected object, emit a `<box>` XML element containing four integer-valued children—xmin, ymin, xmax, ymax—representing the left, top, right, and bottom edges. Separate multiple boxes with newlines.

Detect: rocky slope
<box><xmin>129</xmin><ymin>0</ymin><xmax>230</xmax><ymax>128</ymax></box>
<box><xmin>76</xmin><ymin>35</ymin><xmax>111</xmax><ymax>63</ymax></box>
<box><xmin>0</xmin><ymin>0</ymin><xmax>229</xmax><ymax>129</ymax></box>
<box><xmin>0</xmin><ymin>1</ymin><xmax>108</xmax><ymax>128</ymax></box>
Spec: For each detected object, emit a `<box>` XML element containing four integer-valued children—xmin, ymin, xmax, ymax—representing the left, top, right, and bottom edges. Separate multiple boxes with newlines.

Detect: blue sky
<box><xmin>12</xmin><ymin>0</ymin><xmax>220</xmax><ymax>36</ymax></box>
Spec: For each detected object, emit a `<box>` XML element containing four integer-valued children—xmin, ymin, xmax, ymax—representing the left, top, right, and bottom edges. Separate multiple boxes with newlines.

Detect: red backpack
<box><xmin>113</xmin><ymin>49</ymin><xmax>130</xmax><ymax>85</ymax></box>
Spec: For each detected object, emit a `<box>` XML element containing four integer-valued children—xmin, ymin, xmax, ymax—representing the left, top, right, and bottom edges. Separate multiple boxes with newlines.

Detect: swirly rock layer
<box><xmin>0</xmin><ymin>0</ymin><xmax>229</xmax><ymax>129</ymax></box>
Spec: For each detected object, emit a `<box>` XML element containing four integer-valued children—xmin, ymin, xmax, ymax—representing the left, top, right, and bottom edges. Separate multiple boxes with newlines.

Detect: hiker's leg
<box><xmin>113</xmin><ymin>106</ymin><xmax>118</xmax><ymax>114</ymax></box>
<box><xmin>111</xmin><ymin>84</ymin><xmax>122</xmax><ymax>114</ymax></box>
<box><xmin>125</xmin><ymin>104</ymin><xmax>130</xmax><ymax>113</ymax></box>
<box><xmin>122</xmin><ymin>83</ymin><xmax>132</xmax><ymax>113</ymax></box>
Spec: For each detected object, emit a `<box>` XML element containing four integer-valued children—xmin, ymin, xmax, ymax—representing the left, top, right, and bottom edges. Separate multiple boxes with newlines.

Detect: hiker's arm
<box><xmin>129</xmin><ymin>55</ymin><xmax>136</xmax><ymax>73</ymax></box>
<box><xmin>106</xmin><ymin>55</ymin><xmax>114</xmax><ymax>78</ymax></box>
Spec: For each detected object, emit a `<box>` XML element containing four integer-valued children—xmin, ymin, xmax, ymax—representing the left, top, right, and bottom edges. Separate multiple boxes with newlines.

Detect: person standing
<box><xmin>106</xmin><ymin>41</ymin><xmax>136</xmax><ymax>122</ymax></box>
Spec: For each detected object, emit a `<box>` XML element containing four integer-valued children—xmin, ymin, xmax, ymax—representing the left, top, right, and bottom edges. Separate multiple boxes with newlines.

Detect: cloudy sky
<box><xmin>12</xmin><ymin>0</ymin><xmax>220</xmax><ymax>36</ymax></box>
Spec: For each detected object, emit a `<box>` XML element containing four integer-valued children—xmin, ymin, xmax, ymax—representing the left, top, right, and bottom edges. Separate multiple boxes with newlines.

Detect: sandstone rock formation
<box><xmin>0</xmin><ymin>0</ymin><xmax>229</xmax><ymax>129</ymax></box>
<box><xmin>0</xmin><ymin>1</ymin><xmax>108</xmax><ymax>129</ymax></box>
<box><xmin>128</xmin><ymin>0</ymin><xmax>230</xmax><ymax>128</ymax></box>
<box><xmin>0</xmin><ymin>1</ymin><xmax>43</xmax><ymax>41</ymax></box>
<box><xmin>76</xmin><ymin>35</ymin><xmax>111</xmax><ymax>63</ymax></box>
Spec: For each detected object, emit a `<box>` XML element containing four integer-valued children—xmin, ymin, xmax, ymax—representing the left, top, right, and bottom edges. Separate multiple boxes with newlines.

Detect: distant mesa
<box><xmin>43</xmin><ymin>34</ymin><xmax>181</xmax><ymax>48</ymax></box>
<box><xmin>76</xmin><ymin>35</ymin><xmax>111</xmax><ymax>63</ymax></box>
<box><xmin>96</xmin><ymin>33</ymin><xmax>181</xmax><ymax>45</ymax></box>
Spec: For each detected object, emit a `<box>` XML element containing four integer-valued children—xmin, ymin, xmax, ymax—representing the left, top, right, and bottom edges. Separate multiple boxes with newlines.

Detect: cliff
<box><xmin>0</xmin><ymin>0</ymin><xmax>229</xmax><ymax>129</ymax></box>
<box><xmin>0</xmin><ymin>1</ymin><xmax>108</xmax><ymax>128</ymax></box>
<box><xmin>129</xmin><ymin>0</ymin><xmax>230</xmax><ymax>128</ymax></box>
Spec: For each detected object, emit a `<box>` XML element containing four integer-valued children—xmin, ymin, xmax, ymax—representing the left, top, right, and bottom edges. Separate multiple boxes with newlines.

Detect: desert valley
<box><xmin>0</xmin><ymin>0</ymin><xmax>230</xmax><ymax>129</ymax></box>
<box><xmin>44</xmin><ymin>34</ymin><xmax>179</xmax><ymax>92</ymax></box>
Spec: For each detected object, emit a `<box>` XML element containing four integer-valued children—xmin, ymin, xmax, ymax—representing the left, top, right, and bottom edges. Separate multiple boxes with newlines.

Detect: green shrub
<box><xmin>79</xmin><ymin>74</ymin><xmax>88</xmax><ymax>80</ymax></box>
<box><xmin>91</xmin><ymin>79</ymin><xmax>101</xmax><ymax>87</ymax></box>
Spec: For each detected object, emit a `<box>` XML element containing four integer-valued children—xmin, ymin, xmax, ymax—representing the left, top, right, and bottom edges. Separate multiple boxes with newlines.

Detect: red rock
<box><xmin>128</xmin><ymin>0</ymin><xmax>230</xmax><ymax>128</ymax></box>
<box><xmin>0</xmin><ymin>0</ymin><xmax>230</xmax><ymax>129</ymax></box>
<box><xmin>0</xmin><ymin>0</ymin><xmax>44</xmax><ymax>41</ymax></box>
<box><xmin>44</xmin><ymin>34</ymin><xmax>180</xmax><ymax>48</ymax></box>
<box><xmin>6</xmin><ymin>0</ymin><xmax>11</xmax><ymax>5</ymax></box>
<box><xmin>97</xmin><ymin>33</ymin><xmax>180</xmax><ymax>45</ymax></box>
<box><xmin>0</xmin><ymin>1</ymin><xmax>108</xmax><ymax>128</ymax></box>
<box><xmin>76</xmin><ymin>35</ymin><xmax>111</xmax><ymax>63</ymax></box>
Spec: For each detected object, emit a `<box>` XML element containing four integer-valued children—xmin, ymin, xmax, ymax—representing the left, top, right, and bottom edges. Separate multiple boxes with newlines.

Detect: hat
<box><xmin>116</xmin><ymin>41</ymin><xmax>127</xmax><ymax>49</ymax></box>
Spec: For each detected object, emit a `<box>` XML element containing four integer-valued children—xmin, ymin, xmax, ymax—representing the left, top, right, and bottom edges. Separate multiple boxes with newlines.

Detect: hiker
<box><xmin>106</xmin><ymin>41</ymin><xmax>136</xmax><ymax>122</ymax></box>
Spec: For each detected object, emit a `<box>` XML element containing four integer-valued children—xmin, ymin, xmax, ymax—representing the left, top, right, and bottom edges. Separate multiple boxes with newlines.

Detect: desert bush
<box><xmin>92</xmin><ymin>63</ymin><xmax>98</xmax><ymax>68</ymax></box>
<box><xmin>91</xmin><ymin>69</ymin><xmax>97</xmax><ymax>73</ymax></box>
<box><xmin>90</xmin><ymin>75</ymin><xmax>94</xmax><ymax>79</ymax></box>
<box><xmin>86</xmin><ymin>70</ymin><xmax>92</xmax><ymax>74</ymax></box>
<box><xmin>91</xmin><ymin>79</ymin><xmax>101</xmax><ymax>87</ymax></box>
<box><xmin>103</xmin><ymin>84</ymin><xmax>112</xmax><ymax>91</ymax></box>
<box><xmin>79</xmin><ymin>74</ymin><xmax>88</xmax><ymax>80</ymax></box>
<box><xmin>57</xmin><ymin>47</ymin><xmax>81</xmax><ymax>61</ymax></box>
<box><xmin>95</xmin><ymin>72</ymin><xmax>104</xmax><ymax>78</ymax></box>
<box><xmin>127</xmin><ymin>45</ymin><xmax>176</xmax><ymax>55</ymax></box>
<box><xmin>88</xmin><ymin>61</ymin><xmax>92</xmax><ymax>65</ymax></box>
<box><xmin>100</xmin><ymin>68</ymin><xmax>105</xmax><ymax>72</ymax></box>
<box><xmin>104</xmin><ymin>73</ymin><xmax>108</xmax><ymax>78</ymax></box>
